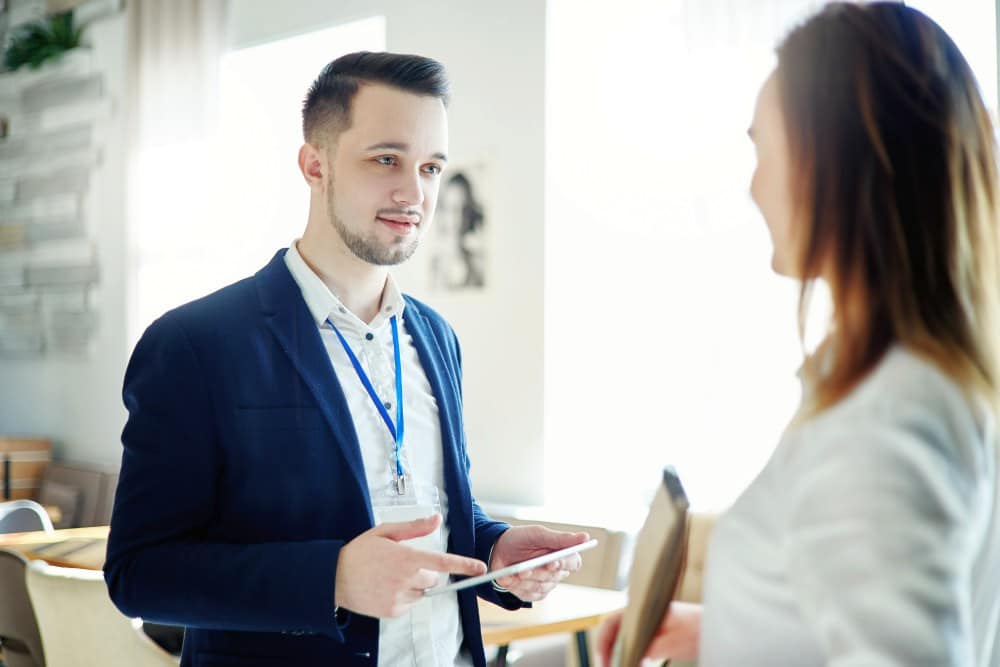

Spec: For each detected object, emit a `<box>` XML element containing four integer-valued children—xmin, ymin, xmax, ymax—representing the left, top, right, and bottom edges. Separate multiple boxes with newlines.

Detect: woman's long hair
<box><xmin>776</xmin><ymin>2</ymin><xmax>1000</xmax><ymax>416</ymax></box>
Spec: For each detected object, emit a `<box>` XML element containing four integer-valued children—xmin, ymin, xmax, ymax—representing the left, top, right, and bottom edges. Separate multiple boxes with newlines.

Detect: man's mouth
<box><xmin>376</xmin><ymin>213</ymin><xmax>420</xmax><ymax>235</ymax></box>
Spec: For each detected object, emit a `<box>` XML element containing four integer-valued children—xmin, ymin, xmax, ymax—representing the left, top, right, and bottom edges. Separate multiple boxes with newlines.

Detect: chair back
<box><xmin>0</xmin><ymin>500</ymin><xmax>54</xmax><ymax>535</ymax></box>
<box><xmin>25</xmin><ymin>561</ymin><xmax>177</xmax><ymax>667</ymax></box>
<box><xmin>0</xmin><ymin>548</ymin><xmax>45</xmax><ymax>667</ymax></box>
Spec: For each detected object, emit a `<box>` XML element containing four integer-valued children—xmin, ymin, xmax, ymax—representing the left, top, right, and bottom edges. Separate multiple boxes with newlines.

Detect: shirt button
<box><xmin>384</xmin><ymin>401</ymin><xmax>392</xmax><ymax>410</ymax></box>
<box><xmin>365</xmin><ymin>333</ymin><xmax>374</xmax><ymax>341</ymax></box>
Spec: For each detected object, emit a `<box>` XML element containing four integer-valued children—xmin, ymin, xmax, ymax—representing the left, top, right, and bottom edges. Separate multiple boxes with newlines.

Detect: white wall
<box><xmin>0</xmin><ymin>12</ymin><xmax>129</xmax><ymax>465</ymax></box>
<box><xmin>227</xmin><ymin>0</ymin><xmax>547</xmax><ymax>503</ymax></box>
<box><xmin>1</xmin><ymin>2</ymin><xmax>546</xmax><ymax>502</ymax></box>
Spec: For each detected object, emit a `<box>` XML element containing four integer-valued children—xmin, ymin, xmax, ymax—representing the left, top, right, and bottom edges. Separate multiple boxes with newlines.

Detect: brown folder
<box><xmin>610</xmin><ymin>466</ymin><xmax>690</xmax><ymax>667</ymax></box>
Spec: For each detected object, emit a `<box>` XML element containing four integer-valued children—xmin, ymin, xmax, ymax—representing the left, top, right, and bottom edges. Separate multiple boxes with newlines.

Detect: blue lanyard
<box><xmin>327</xmin><ymin>316</ymin><xmax>405</xmax><ymax>481</ymax></box>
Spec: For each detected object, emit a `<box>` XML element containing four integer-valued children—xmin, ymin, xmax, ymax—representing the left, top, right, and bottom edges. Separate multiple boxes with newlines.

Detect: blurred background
<box><xmin>0</xmin><ymin>0</ymin><xmax>996</xmax><ymax>523</ymax></box>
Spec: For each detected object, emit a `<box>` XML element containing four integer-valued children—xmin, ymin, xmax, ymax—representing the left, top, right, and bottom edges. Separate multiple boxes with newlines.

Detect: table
<box><xmin>478</xmin><ymin>583</ymin><xmax>626</xmax><ymax>667</ymax></box>
<box><xmin>0</xmin><ymin>525</ymin><xmax>109</xmax><ymax>569</ymax></box>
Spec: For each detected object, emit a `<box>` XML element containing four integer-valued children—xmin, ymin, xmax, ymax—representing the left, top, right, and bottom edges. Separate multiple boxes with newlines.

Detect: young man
<box><xmin>105</xmin><ymin>52</ymin><xmax>587</xmax><ymax>667</ymax></box>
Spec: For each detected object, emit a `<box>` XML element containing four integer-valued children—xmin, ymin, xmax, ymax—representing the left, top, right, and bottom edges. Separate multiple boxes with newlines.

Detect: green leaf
<box><xmin>3</xmin><ymin>10</ymin><xmax>84</xmax><ymax>72</ymax></box>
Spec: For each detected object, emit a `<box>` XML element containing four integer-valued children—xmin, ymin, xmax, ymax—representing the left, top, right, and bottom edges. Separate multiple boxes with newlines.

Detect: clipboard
<box><xmin>610</xmin><ymin>466</ymin><xmax>690</xmax><ymax>667</ymax></box>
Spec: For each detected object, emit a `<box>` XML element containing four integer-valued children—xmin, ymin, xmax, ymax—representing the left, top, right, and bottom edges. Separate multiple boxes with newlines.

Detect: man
<box><xmin>105</xmin><ymin>52</ymin><xmax>588</xmax><ymax>667</ymax></box>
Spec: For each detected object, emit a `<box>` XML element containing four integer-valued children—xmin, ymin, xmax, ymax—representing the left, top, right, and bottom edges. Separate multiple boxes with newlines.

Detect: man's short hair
<box><xmin>302</xmin><ymin>51</ymin><xmax>450</xmax><ymax>145</ymax></box>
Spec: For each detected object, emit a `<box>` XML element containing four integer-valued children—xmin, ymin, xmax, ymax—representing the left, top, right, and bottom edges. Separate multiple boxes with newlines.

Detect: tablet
<box><xmin>423</xmin><ymin>538</ymin><xmax>599</xmax><ymax>597</ymax></box>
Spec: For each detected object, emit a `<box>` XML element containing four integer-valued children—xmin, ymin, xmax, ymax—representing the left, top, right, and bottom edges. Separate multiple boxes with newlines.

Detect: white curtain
<box><xmin>126</xmin><ymin>0</ymin><xmax>228</xmax><ymax>343</ymax></box>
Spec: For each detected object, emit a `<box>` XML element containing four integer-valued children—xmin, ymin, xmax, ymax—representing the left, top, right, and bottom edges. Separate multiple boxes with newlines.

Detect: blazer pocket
<box><xmin>235</xmin><ymin>406</ymin><xmax>325</xmax><ymax>431</ymax></box>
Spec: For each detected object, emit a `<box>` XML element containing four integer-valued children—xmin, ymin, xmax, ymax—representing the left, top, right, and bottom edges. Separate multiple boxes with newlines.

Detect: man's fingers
<box><xmin>495</xmin><ymin>573</ymin><xmax>517</xmax><ymax>589</ymax></box>
<box><xmin>412</xmin><ymin>568</ymin><xmax>439</xmax><ymax>590</ymax></box>
<box><xmin>372</xmin><ymin>514</ymin><xmax>442</xmax><ymax>542</ymax></box>
<box><xmin>417</xmin><ymin>550</ymin><xmax>487</xmax><ymax>576</ymax></box>
<box><xmin>498</xmin><ymin>556</ymin><xmax>577</xmax><ymax>586</ymax></box>
<box><xmin>533</xmin><ymin>556</ymin><xmax>581</xmax><ymax>574</ymax></box>
<box><xmin>540</xmin><ymin>530</ymin><xmax>590</xmax><ymax>550</ymax></box>
<box><xmin>510</xmin><ymin>567</ymin><xmax>571</xmax><ymax>585</ymax></box>
<box><xmin>386</xmin><ymin>589</ymin><xmax>425</xmax><ymax>617</ymax></box>
<box><xmin>563</xmin><ymin>553</ymin><xmax>583</xmax><ymax>572</ymax></box>
<box><xmin>529</xmin><ymin>580</ymin><xmax>558</xmax><ymax>599</ymax></box>
<box><xmin>505</xmin><ymin>578</ymin><xmax>558</xmax><ymax>602</ymax></box>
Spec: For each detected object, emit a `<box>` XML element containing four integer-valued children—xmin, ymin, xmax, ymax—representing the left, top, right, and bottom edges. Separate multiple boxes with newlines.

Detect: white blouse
<box><xmin>700</xmin><ymin>347</ymin><xmax>1000</xmax><ymax>666</ymax></box>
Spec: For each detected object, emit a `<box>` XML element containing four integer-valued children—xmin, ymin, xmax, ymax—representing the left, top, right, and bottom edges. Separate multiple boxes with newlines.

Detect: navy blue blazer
<box><xmin>105</xmin><ymin>250</ymin><xmax>523</xmax><ymax>667</ymax></box>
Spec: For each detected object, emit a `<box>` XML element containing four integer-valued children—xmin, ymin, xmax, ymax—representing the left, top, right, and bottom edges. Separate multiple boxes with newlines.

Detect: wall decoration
<box><xmin>427</xmin><ymin>163</ymin><xmax>488</xmax><ymax>291</ymax></box>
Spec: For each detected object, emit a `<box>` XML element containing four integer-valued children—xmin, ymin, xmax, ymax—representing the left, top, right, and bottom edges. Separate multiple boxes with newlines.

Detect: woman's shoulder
<box><xmin>784</xmin><ymin>346</ymin><xmax>995</xmax><ymax>480</ymax></box>
<box><xmin>839</xmin><ymin>347</ymin><xmax>981</xmax><ymax>423</ymax></box>
<box><xmin>798</xmin><ymin>346</ymin><xmax>980</xmax><ymax>426</ymax></box>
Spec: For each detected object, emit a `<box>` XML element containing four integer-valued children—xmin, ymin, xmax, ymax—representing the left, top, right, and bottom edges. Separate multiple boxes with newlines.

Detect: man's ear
<box><xmin>298</xmin><ymin>142</ymin><xmax>326</xmax><ymax>190</ymax></box>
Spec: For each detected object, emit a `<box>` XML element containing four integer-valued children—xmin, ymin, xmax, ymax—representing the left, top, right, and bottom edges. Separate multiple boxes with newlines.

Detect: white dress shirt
<box><xmin>284</xmin><ymin>241</ymin><xmax>471</xmax><ymax>667</ymax></box>
<box><xmin>700</xmin><ymin>346</ymin><xmax>1000</xmax><ymax>666</ymax></box>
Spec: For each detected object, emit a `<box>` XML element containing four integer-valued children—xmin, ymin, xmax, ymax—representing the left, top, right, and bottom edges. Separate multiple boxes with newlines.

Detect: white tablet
<box><xmin>423</xmin><ymin>538</ymin><xmax>599</xmax><ymax>597</ymax></box>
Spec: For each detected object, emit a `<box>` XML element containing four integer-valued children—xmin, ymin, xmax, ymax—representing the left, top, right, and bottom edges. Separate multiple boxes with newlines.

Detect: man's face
<box><xmin>324</xmin><ymin>84</ymin><xmax>448</xmax><ymax>266</ymax></box>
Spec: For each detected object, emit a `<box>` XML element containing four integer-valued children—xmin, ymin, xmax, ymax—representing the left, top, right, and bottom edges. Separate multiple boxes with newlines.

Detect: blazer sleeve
<box><xmin>104</xmin><ymin>314</ymin><xmax>350</xmax><ymax>640</ymax></box>
<box><xmin>448</xmin><ymin>326</ymin><xmax>530</xmax><ymax>610</ymax></box>
<box><xmin>783</xmin><ymin>411</ymin><xmax>986</xmax><ymax>666</ymax></box>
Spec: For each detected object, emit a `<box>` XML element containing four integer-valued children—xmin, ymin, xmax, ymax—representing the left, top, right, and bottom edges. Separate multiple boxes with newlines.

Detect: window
<box><xmin>131</xmin><ymin>16</ymin><xmax>385</xmax><ymax>338</ymax></box>
<box><xmin>543</xmin><ymin>0</ymin><xmax>997</xmax><ymax>513</ymax></box>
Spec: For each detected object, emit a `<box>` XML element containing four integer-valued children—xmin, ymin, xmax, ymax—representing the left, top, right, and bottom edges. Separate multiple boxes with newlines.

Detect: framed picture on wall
<box><xmin>427</xmin><ymin>163</ymin><xmax>488</xmax><ymax>291</ymax></box>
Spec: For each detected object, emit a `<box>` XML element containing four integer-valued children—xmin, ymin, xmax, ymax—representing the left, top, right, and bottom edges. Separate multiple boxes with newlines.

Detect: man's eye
<box><xmin>423</xmin><ymin>164</ymin><xmax>442</xmax><ymax>175</ymax></box>
<box><xmin>376</xmin><ymin>156</ymin><xmax>397</xmax><ymax>166</ymax></box>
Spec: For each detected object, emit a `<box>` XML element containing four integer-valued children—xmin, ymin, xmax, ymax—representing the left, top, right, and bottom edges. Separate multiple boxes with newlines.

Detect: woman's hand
<box><xmin>596</xmin><ymin>601</ymin><xmax>703</xmax><ymax>666</ymax></box>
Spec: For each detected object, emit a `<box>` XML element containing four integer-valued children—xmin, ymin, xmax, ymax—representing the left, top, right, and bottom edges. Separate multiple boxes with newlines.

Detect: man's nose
<box><xmin>392</xmin><ymin>171</ymin><xmax>425</xmax><ymax>207</ymax></box>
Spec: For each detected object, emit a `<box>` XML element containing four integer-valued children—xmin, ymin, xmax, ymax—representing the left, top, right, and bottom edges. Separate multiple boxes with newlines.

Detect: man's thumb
<box><xmin>374</xmin><ymin>513</ymin><xmax>442</xmax><ymax>542</ymax></box>
<box><xmin>548</xmin><ymin>530</ymin><xmax>590</xmax><ymax>549</ymax></box>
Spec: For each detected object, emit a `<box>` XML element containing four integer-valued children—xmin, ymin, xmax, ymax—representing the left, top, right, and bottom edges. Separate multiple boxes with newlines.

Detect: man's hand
<box><xmin>489</xmin><ymin>525</ymin><xmax>590</xmax><ymax>602</ymax></box>
<box><xmin>596</xmin><ymin>601</ymin><xmax>702</xmax><ymax>666</ymax></box>
<box><xmin>335</xmin><ymin>514</ymin><xmax>486</xmax><ymax>618</ymax></box>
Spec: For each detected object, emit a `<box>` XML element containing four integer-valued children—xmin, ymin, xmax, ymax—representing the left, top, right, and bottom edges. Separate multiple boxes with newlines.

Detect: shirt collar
<box><xmin>284</xmin><ymin>240</ymin><xmax>406</xmax><ymax>331</ymax></box>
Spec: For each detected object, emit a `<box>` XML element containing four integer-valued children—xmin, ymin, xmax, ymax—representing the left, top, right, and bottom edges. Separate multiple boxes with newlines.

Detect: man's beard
<box><xmin>327</xmin><ymin>182</ymin><xmax>419</xmax><ymax>266</ymax></box>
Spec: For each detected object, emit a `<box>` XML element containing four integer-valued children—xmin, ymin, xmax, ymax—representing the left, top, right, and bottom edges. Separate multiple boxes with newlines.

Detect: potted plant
<box><xmin>3</xmin><ymin>10</ymin><xmax>84</xmax><ymax>72</ymax></box>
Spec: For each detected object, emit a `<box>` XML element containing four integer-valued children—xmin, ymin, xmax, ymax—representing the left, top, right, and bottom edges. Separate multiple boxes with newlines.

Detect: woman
<box><xmin>599</xmin><ymin>3</ymin><xmax>1000</xmax><ymax>665</ymax></box>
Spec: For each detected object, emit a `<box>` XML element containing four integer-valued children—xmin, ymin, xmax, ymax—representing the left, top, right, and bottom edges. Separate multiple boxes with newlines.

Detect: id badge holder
<box><xmin>371</xmin><ymin>478</ymin><xmax>446</xmax><ymax>658</ymax></box>
<box><xmin>370</xmin><ymin>476</ymin><xmax>444</xmax><ymax>555</ymax></box>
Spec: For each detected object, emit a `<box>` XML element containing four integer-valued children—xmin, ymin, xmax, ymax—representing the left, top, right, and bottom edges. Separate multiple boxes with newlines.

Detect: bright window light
<box><xmin>214</xmin><ymin>16</ymin><xmax>387</xmax><ymax>267</ymax></box>
<box><xmin>133</xmin><ymin>16</ymin><xmax>385</xmax><ymax>335</ymax></box>
<box><xmin>543</xmin><ymin>0</ymin><xmax>997</xmax><ymax>514</ymax></box>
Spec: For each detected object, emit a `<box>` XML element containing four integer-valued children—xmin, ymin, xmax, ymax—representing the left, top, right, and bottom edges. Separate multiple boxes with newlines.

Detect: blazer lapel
<box><xmin>254</xmin><ymin>250</ymin><xmax>374</xmax><ymax>523</ymax></box>
<box><xmin>401</xmin><ymin>301</ymin><xmax>473</xmax><ymax>539</ymax></box>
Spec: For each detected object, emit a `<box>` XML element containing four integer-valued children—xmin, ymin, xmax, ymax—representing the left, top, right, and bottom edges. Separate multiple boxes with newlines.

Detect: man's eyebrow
<box><xmin>364</xmin><ymin>142</ymin><xmax>448</xmax><ymax>162</ymax></box>
<box><xmin>365</xmin><ymin>142</ymin><xmax>408</xmax><ymax>152</ymax></box>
